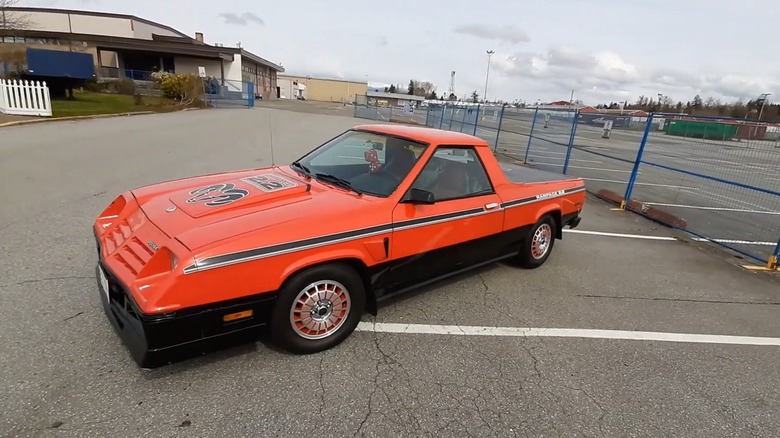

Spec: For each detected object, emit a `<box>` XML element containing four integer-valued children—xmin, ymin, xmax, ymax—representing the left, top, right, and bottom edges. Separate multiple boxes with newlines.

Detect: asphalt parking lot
<box><xmin>1</xmin><ymin>104</ymin><xmax>779</xmax><ymax>437</ymax></box>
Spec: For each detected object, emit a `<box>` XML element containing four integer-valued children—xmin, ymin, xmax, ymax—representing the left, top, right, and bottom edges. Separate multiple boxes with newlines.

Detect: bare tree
<box><xmin>1</xmin><ymin>0</ymin><xmax>31</xmax><ymax>30</ymax></box>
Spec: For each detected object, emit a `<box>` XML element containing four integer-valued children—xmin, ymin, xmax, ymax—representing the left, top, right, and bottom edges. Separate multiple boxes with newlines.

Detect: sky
<box><xmin>15</xmin><ymin>0</ymin><xmax>780</xmax><ymax>106</ymax></box>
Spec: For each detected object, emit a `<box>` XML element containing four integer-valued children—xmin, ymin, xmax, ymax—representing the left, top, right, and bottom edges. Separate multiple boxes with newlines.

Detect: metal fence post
<box><xmin>524</xmin><ymin>107</ymin><xmax>539</xmax><ymax>163</ymax></box>
<box><xmin>623</xmin><ymin>113</ymin><xmax>655</xmax><ymax>206</ymax></box>
<box><xmin>769</xmin><ymin>234</ymin><xmax>780</xmax><ymax>270</ymax></box>
<box><xmin>562</xmin><ymin>109</ymin><xmax>579</xmax><ymax>174</ymax></box>
<box><xmin>473</xmin><ymin>104</ymin><xmax>481</xmax><ymax>136</ymax></box>
<box><xmin>439</xmin><ymin>104</ymin><xmax>446</xmax><ymax>129</ymax></box>
<box><xmin>247</xmin><ymin>82</ymin><xmax>255</xmax><ymax>108</ymax></box>
<box><xmin>494</xmin><ymin>104</ymin><xmax>506</xmax><ymax>152</ymax></box>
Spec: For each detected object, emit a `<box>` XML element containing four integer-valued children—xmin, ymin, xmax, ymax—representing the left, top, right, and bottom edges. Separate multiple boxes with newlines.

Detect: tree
<box><xmin>388</xmin><ymin>84</ymin><xmax>396</xmax><ymax>93</ymax></box>
<box><xmin>470</xmin><ymin>90</ymin><xmax>479</xmax><ymax>103</ymax></box>
<box><xmin>408</xmin><ymin>79</ymin><xmax>414</xmax><ymax>95</ymax></box>
<box><xmin>1</xmin><ymin>0</ymin><xmax>31</xmax><ymax>30</ymax></box>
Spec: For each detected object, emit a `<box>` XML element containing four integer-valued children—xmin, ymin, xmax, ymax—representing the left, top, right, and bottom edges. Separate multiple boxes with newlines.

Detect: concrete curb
<box><xmin>0</xmin><ymin>107</ymin><xmax>206</xmax><ymax>128</ymax></box>
<box><xmin>596</xmin><ymin>189</ymin><xmax>689</xmax><ymax>229</ymax></box>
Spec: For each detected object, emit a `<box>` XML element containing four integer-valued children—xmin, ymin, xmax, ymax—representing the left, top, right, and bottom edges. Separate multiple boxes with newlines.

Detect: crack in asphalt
<box><xmin>0</xmin><ymin>275</ymin><xmax>93</xmax><ymax>289</ymax></box>
<box><xmin>317</xmin><ymin>355</ymin><xmax>326</xmax><ymax>418</ymax></box>
<box><xmin>63</xmin><ymin>312</ymin><xmax>84</xmax><ymax>321</ymax></box>
<box><xmin>578</xmin><ymin>294</ymin><xmax>780</xmax><ymax>306</ymax></box>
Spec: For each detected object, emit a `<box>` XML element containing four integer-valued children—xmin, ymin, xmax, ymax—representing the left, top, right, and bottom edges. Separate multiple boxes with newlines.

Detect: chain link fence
<box><xmin>353</xmin><ymin>101</ymin><xmax>780</xmax><ymax>268</ymax></box>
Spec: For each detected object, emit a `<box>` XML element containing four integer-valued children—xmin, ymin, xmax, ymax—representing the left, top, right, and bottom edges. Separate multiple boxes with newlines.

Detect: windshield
<box><xmin>293</xmin><ymin>130</ymin><xmax>429</xmax><ymax>197</ymax></box>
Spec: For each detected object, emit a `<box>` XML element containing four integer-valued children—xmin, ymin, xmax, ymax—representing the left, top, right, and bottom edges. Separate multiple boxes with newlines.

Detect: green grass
<box><xmin>50</xmin><ymin>91</ymin><xmax>182</xmax><ymax>118</ymax></box>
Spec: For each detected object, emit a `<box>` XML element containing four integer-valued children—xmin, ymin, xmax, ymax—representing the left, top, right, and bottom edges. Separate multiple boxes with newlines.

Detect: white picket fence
<box><xmin>0</xmin><ymin>79</ymin><xmax>53</xmax><ymax>117</ymax></box>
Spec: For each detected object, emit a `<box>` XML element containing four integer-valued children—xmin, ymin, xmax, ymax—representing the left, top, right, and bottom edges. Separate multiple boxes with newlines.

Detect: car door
<box><xmin>385</xmin><ymin>145</ymin><xmax>505</xmax><ymax>293</ymax></box>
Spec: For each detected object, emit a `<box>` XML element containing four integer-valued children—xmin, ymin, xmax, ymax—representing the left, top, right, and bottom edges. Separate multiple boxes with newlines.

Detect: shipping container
<box><xmin>664</xmin><ymin>120</ymin><xmax>738</xmax><ymax>140</ymax></box>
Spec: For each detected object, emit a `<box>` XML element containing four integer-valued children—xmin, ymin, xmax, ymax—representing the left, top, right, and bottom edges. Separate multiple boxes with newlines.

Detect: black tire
<box><xmin>270</xmin><ymin>262</ymin><xmax>366</xmax><ymax>354</ymax></box>
<box><xmin>515</xmin><ymin>215</ymin><xmax>557</xmax><ymax>269</ymax></box>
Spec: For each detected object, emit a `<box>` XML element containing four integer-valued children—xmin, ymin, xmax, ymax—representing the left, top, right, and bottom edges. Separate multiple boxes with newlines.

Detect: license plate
<box><xmin>98</xmin><ymin>265</ymin><xmax>109</xmax><ymax>301</ymax></box>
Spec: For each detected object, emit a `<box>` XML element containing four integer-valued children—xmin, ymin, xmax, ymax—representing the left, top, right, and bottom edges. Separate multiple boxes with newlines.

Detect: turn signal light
<box><xmin>223</xmin><ymin>310</ymin><xmax>253</xmax><ymax>322</ymax></box>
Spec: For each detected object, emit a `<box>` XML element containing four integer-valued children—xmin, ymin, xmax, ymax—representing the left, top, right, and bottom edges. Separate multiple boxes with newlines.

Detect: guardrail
<box><xmin>0</xmin><ymin>79</ymin><xmax>52</xmax><ymax>117</ymax></box>
<box><xmin>354</xmin><ymin>102</ymin><xmax>780</xmax><ymax>269</ymax></box>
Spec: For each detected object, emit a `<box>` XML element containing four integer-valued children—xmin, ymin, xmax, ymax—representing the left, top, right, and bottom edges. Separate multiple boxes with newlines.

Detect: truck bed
<box><xmin>497</xmin><ymin>161</ymin><xmax>580</xmax><ymax>184</ymax></box>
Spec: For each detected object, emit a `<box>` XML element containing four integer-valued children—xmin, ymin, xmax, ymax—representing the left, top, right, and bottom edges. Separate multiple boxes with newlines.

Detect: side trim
<box><xmin>182</xmin><ymin>185</ymin><xmax>586</xmax><ymax>274</ymax></box>
<box><xmin>501</xmin><ymin>186</ymin><xmax>585</xmax><ymax>210</ymax></box>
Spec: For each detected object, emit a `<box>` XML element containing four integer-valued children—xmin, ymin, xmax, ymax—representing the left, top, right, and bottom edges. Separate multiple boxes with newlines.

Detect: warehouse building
<box><xmin>0</xmin><ymin>6</ymin><xmax>284</xmax><ymax>99</ymax></box>
<box><xmin>277</xmin><ymin>74</ymin><xmax>367</xmax><ymax>103</ymax></box>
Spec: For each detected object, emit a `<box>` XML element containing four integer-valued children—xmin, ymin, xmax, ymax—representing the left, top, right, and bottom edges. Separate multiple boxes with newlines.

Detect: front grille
<box><xmin>114</xmin><ymin>236</ymin><xmax>155</xmax><ymax>275</ymax></box>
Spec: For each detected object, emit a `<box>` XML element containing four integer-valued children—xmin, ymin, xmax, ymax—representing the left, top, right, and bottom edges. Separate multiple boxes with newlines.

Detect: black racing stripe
<box><xmin>184</xmin><ymin>206</ymin><xmax>495</xmax><ymax>273</ymax></box>
<box><xmin>186</xmin><ymin>223</ymin><xmax>394</xmax><ymax>272</ymax></box>
<box><xmin>393</xmin><ymin>207</ymin><xmax>486</xmax><ymax>229</ymax></box>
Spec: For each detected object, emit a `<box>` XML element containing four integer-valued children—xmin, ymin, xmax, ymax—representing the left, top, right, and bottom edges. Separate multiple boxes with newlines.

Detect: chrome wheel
<box><xmin>531</xmin><ymin>223</ymin><xmax>552</xmax><ymax>259</ymax></box>
<box><xmin>289</xmin><ymin>280</ymin><xmax>351</xmax><ymax>340</ymax></box>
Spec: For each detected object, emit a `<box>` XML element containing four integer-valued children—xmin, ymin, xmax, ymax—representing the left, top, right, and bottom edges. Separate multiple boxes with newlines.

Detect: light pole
<box><xmin>758</xmin><ymin>92</ymin><xmax>771</xmax><ymax>120</ymax></box>
<box><xmin>483</xmin><ymin>50</ymin><xmax>494</xmax><ymax>103</ymax></box>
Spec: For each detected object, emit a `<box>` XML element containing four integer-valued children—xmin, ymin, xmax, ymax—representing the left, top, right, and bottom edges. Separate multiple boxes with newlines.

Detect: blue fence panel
<box><xmin>623</xmin><ymin>112</ymin><xmax>780</xmax><ymax>264</ymax></box>
<box><xmin>354</xmin><ymin>97</ymin><xmax>780</xmax><ymax>268</ymax></box>
<box><xmin>203</xmin><ymin>78</ymin><xmax>254</xmax><ymax>108</ymax></box>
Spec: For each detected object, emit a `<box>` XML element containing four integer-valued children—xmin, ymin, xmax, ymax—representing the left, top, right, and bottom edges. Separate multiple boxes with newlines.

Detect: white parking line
<box><xmin>528</xmin><ymin>154</ymin><xmax>603</xmax><ymax>164</ymax></box>
<box><xmin>355</xmin><ymin>322</ymin><xmax>780</xmax><ymax>347</ymax></box>
<box><xmin>582</xmin><ymin>177</ymin><xmax>697</xmax><ymax>190</ymax></box>
<box><xmin>563</xmin><ymin>229</ymin><xmax>676</xmax><ymax>241</ymax></box>
<box><xmin>532</xmin><ymin>162</ymin><xmax>633</xmax><ymax>173</ymax></box>
<box><xmin>643</xmin><ymin>202</ymin><xmax>780</xmax><ymax>215</ymax></box>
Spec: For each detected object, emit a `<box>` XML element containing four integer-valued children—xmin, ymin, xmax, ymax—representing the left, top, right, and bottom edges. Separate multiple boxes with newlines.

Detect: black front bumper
<box><xmin>95</xmin><ymin>255</ymin><xmax>277</xmax><ymax>368</ymax></box>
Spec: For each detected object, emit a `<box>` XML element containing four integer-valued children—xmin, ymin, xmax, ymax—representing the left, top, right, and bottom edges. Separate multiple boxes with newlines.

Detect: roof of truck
<box><xmin>352</xmin><ymin>124</ymin><xmax>490</xmax><ymax>146</ymax></box>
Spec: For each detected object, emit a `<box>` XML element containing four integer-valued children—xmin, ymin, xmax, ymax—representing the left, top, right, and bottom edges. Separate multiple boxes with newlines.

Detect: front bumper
<box><xmin>95</xmin><ymin>248</ymin><xmax>277</xmax><ymax>368</ymax></box>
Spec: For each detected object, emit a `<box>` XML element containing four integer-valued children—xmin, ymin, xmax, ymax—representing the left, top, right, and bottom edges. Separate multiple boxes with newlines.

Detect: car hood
<box><xmin>131</xmin><ymin>166</ymin><xmax>376</xmax><ymax>251</ymax></box>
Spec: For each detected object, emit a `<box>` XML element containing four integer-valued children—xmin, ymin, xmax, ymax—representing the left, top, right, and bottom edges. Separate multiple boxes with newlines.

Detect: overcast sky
<box><xmin>19</xmin><ymin>0</ymin><xmax>780</xmax><ymax>105</ymax></box>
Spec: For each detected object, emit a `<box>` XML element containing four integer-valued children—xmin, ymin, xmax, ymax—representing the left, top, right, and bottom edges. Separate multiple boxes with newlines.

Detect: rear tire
<box><xmin>270</xmin><ymin>263</ymin><xmax>365</xmax><ymax>354</ymax></box>
<box><xmin>515</xmin><ymin>215</ymin><xmax>557</xmax><ymax>269</ymax></box>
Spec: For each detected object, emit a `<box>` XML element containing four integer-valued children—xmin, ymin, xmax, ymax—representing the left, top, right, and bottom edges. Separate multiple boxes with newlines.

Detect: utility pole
<box><xmin>483</xmin><ymin>50</ymin><xmax>494</xmax><ymax>103</ymax></box>
<box><xmin>758</xmin><ymin>92</ymin><xmax>771</xmax><ymax>120</ymax></box>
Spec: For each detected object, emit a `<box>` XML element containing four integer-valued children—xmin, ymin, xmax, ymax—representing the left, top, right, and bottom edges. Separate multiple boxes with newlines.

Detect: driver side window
<box><xmin>411</xmin><ymin>146</ymin><xmax>494</xmax><ymax>201</ymax></box>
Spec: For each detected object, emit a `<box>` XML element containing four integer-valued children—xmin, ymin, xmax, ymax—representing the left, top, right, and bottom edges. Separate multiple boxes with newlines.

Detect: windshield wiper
<box><xmin>290</xmin><ymin>161</ymin><xmax>311</xmax><ymax>178</ymax></box>
<box><xmin>314</xmin><ymin>173</ymin><xmax>363</xmax><ymax>195</ymax></box>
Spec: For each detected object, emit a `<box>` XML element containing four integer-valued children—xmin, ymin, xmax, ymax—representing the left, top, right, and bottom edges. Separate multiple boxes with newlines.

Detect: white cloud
<box><xmin>454</xmin><ymin>24</ymin><xmax>530</xmax><ymax>44</ymax></box>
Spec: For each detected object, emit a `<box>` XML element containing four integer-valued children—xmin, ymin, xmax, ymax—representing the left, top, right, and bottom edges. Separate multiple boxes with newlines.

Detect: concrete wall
<box><xmin>174</xmin><ymin>57</ymin><xmax>222</xmax><ymax>79</ymax></box>
<box><xmin>278</xmin><ymin>74</ymin><xmax>367</xmax><ymax>103</ymax></box>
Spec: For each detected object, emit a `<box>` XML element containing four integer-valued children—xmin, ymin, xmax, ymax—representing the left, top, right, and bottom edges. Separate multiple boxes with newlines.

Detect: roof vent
<box><xmin>195</xmin><ymin>32</ymin><xmax>204</xmax><ymax>42</ymax></box>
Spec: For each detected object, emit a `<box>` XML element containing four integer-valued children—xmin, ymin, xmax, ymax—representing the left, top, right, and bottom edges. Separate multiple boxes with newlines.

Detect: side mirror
<box><xmin>403</xmin><ymin>188</ymin><xmax>435</xmax><ymax>204</ymax></box>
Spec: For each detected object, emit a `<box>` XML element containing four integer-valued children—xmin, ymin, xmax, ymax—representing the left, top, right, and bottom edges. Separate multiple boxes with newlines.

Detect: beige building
<box><xmin>277</xmin><ymin>74</ymin><xmax>367</xmax><ymax>103</ymax></box>
<box><xmin>0</xmin><ymin>6</ymin><xmax>284</xmax><ymax>99</ymax></box>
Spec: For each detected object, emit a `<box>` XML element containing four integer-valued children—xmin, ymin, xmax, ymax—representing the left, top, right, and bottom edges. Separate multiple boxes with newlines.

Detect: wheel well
<box><xmin>280</xmin><ymin>257</ymin><xmax>377</xmax><ymax>316</ymax></box>
<box><xmin>546</xmin><ymin>210</ymin><xmax>563</xmax><ymax>239</ymax></box>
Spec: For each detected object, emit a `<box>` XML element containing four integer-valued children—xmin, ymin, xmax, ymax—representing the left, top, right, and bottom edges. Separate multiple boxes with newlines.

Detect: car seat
<box><xmin>432</xmin><ymin>161</ymin><xmax>467</xmax><ymax>200</ymax></box>
<box><xmin>383</xmin><ymin>146</ymin><xmax>416</xmax><ymax>179</ymax></box>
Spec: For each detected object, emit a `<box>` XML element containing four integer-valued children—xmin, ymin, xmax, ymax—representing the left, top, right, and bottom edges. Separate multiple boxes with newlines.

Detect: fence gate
<box><xmin>203</xmin><ymin>78</ymin><xmax>255</xmax><ymax>108</ymax></box>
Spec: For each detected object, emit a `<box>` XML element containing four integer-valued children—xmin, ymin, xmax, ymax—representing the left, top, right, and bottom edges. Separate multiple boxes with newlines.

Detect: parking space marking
<box><xmin>563</xmin><ymin>229</ymin><xmax>677</xmax><ymax>241</ymax></box>
<box><xmin>563</xmin><ymin>229</ymin><xmax>777</xmax><ymax>246</ymax></box>
<box><xmin>581</xmin><ymin>177</ymin><xmax>698</xmax><ymax>190</ymax></box>
<box><xmin>356</xmin><ymin>323</ymin><xmax>780</xmax><ymax>346</ymax></box>
<box><xmin>642</xmin><ymin>202</ymin><xmax>780</xmax><ymax>215</ymax></box>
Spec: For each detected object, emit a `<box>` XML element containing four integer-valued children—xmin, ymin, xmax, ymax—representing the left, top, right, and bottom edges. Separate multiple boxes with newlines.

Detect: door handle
<box><xmin>484</xmin><ymin>202</ymin><xmax>499</xmax><ymax>210</ymax></box>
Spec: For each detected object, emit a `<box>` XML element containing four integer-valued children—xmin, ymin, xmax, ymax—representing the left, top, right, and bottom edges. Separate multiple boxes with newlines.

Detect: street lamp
<box><xmin>758</xmin><ymin>92</ymin><xmax>771</xmax><ymax>120</ymax></box>
<box><xmin>483</xmin><ymin>50</ymin><xmax>494</xmax><ymax>103</ymax></box>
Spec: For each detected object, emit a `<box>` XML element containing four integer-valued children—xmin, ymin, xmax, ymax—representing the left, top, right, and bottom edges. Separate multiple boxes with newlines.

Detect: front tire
<box><xmin>270</xmin><ymin>263</ymin><xmax>365</xmax><ymax>354</ymax></box>
<box><xmin>515</xmin><ymin>215</ymin><xmax>557</xmax><ymax>269</ymax></box>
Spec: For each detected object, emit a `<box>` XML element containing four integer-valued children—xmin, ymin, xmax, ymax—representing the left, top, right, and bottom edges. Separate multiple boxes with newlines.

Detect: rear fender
<box><xmin>534</xmin><ymin>203</ymin><xmax>563</xmax><ymax>239</ymax></box>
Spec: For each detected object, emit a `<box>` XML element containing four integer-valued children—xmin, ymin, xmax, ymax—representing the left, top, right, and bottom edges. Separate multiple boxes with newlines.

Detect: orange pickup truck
<box><xmin>93</xmin><ymin>124</ymin><xmax>585</xmax><ymax>367</ymax></box>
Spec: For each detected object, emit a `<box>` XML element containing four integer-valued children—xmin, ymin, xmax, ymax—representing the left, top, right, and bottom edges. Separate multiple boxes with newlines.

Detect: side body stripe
<box><xmin>182</xmin><ymin>185</ymin><xmax>585</xmax><ymax>274</ymax></box>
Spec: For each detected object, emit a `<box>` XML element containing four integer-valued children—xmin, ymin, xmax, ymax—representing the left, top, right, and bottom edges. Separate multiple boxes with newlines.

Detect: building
<box><xmin>0</xmin><ymin>7</ymin><xmax>284</xmax><ymax>99</ymax></box>
<box><xmin>363</xmin><ymin>90</ymin><xmax>426</xmax><ymax>108</ymax></box>
<box><xmin>277</xmin><ymin>74</ymin><xmax>367</xmax><ymax>103</ymax></box>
